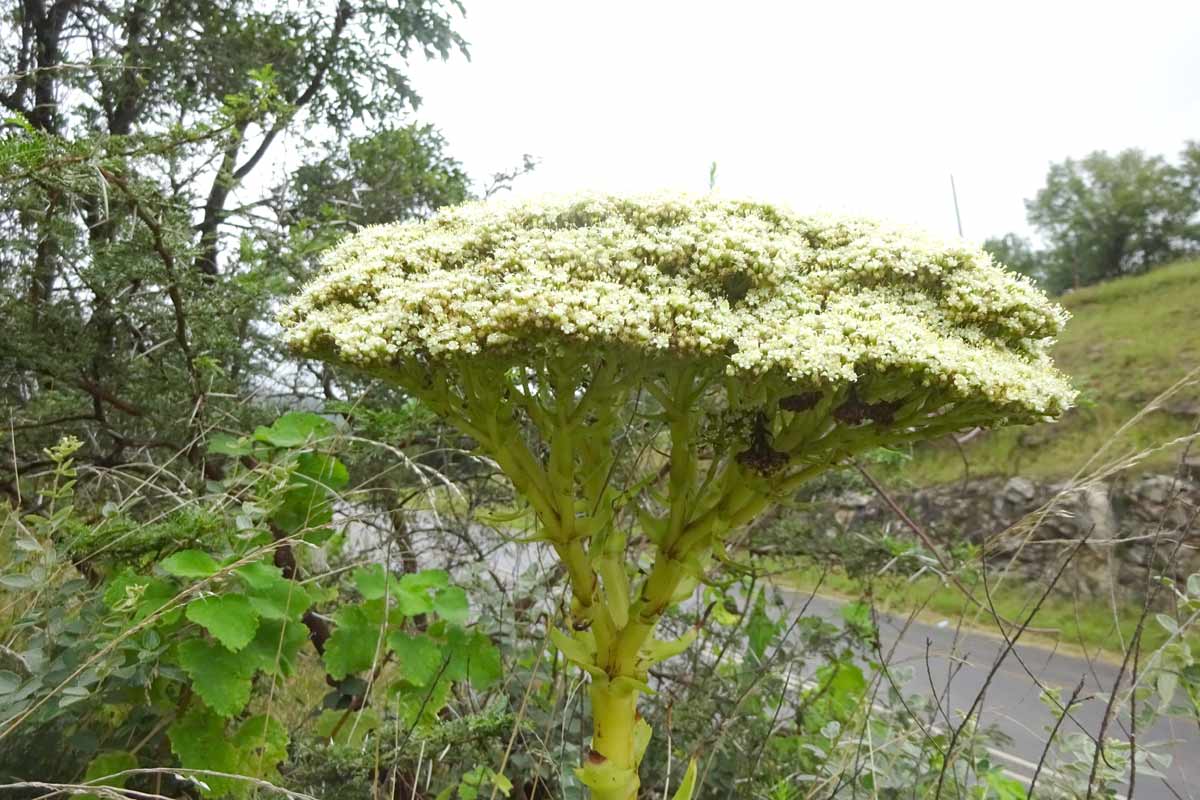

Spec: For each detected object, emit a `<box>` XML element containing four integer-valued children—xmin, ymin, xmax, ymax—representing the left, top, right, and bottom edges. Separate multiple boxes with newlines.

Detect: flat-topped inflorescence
<box><xmin>281</xmin><ymin>192</ymin><xmax>1074</xmax><ymax>422</ymax></box>
<box><xmin>280</xmin><ymin>192</ymin><xmax>1074</xmax><ymax>800</ymax></box>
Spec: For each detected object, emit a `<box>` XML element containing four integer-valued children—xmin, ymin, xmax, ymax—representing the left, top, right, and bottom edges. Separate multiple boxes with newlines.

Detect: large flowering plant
<box><xmin>281</xmin><ymin>193</ymin><xmax>1073</xmax><ymax>800</ymax></box>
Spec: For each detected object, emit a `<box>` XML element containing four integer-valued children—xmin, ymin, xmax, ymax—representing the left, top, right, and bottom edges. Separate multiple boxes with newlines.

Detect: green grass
<box><xmin>890</xmin><ymin>258</ymin><xmax>1200</xmax><ymax>485</ymax></box>
<box><xmin>777</xmin><ymin>562</ymin><xmax>1197</xmax><ymax>660</ymax></box>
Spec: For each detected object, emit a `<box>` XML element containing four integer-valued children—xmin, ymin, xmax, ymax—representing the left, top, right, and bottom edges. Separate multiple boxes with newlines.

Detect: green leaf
<box><xmin>395</xmin><ymin>569</ymin><xmax>451</xmax><ymax>615</ymax></box>
<box><xmin>296</xmin><ymin>451</ymin><xmax>349</xmax><ymax>490</ymax></box>
<box><xmin>841</xmin><ymin>600</ymin><xmax>875</xmax><ymax>637</ymax></box>
<box><xmin>0</xmin><ymin>670</ymin><xmax>21</xmax><ymax>693</ymax></box>
<box><xmin>670</xmin><ymin>759</ymin><xmax>699</xmax><ymax>800</ymax></box>
<box><xmin>242</xmin><ymin>619</ymin><xmax>309</xmax><ymax>677</ymax></box>
<box><xmin>353</xmin><ymin>568</ymin><xmax>456</xmax><ymax>616</ymax></box>
<box><xmin>186</xmin><ymin>594</ymin><xmax>259</xmax><ymax>651</ymax></box>
<box><xmin>403</xmin><ymin>569</ymin><xmax>450</xmax><ymax>591</ymax></box>
<box><xmin>82</xmin><ymin>750</ymin><xmax>137</xmax><ymax>789</ymax></box>
<box><xmin>236</xmin><ymin>560</ymin><xmax>312</xmax><ymax>619</ymax></box>
<box><xmin>641</xmin><ymin>628</ymin><xmax>697</xmax><ymax>666</ymax></box>
<box><xmin>458</xmin><ymin>765</ymin><xmax>512</xmax><ymax>800</ymax></box>
<box><xmin>273</xmin><ymin>483</ymin><xmax>333</xmax><ymax>533</ymax></box>
<box><xmin>168</xmin><ymin>706</ymin><xmax>240</xmax><ymax>796</ymax></box>
<box><xmin>387</xmin><ymin>631</ymin><xmax>444</xmax><ymax>686</ymax></box>
<box><xmin>549</xmin><ymin>628</ymin><xmax>595</xmax><ymax>668</ymax></box>
<box><xmin>177</xmin><ymin>639</ymin><xmax>255</xmax><ymax>717</ymax></box>
<box><xmin>103</xmin><ymin>572</ymin><xmax>180</xmax><ymax>622</ymax></box>
<box><xmin>433</xmin><ymin>586</ymin><xmax>469</xmax><ymax>624</ymax></box>
<box><xmin>634</xmin><ymin>717</ymin><xmax>652</xmax><ymax>764</ymax></box>
<box><xmin>984</xmin><ymin>770</ymin><xmax>1027</xmax><ymax>800</ymax></box>
<box><xmin>353</xmin><ymin>563</ymin><xmax>397</xmax><ymax>601</ymax></box>
<box><xmin>445</xmin><ymin>626</ymin><xmax>502</xmax><ymax>690</ymax></box>
<box><xmin>161</xmin><ymin>549</ymin><xmax>220</xmax><ymax>579</ymax></box>
<box><xmin>0</xmin><ymin>574</ymin><xmax>34</xmax><ymax>590</ymax></box>
<box><xmin>323</xmin><ymin>605</ymin><xmax>382</xmax><ymax>680</ymax></box>
<box><xmin>233</xmin><ymin>559</ymin><xmax>284</xmax><ymax>591</ymax></box>
<box><xmin>254</xmin><ymin>412</ymin><xmax>335</xmax><ymax>447</ymax></box>
<box><xmin>232</xmin><ymin>714</ymin><xmax>289</xmax><ymax>780</ymax></box>
<box><xmin>314</xmin><ymin>708</ymin><xmax>380</xmax><ymax>748</ymax></box>
<box><xmin>208</xmin><ymin>433</ymin><xmax>253</xmax><ymax>456</ymax></box>
<box><xmin>747</xmin><ymin>593</ymin><xmax>777</xmax><ymax>662</ymax></box>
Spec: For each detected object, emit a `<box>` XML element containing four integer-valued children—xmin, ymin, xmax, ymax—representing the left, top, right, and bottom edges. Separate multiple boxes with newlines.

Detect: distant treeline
<box><xmin>985</xmin><ymin>143</ymin><xmax>1200</xmax><ymax>293</ymax></box>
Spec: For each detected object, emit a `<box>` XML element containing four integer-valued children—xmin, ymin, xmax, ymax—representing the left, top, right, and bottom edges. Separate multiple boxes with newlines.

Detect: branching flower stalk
<box><xmin>280</xmin><ymin>193</ymin><xmax>1074</xmax><ymax>800</ymax></box>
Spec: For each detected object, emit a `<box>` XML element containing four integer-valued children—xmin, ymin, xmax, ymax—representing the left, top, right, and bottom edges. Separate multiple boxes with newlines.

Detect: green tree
<box><xmin>982</xmin><ymin>232</ymin><xmax>1047</xmax><ymax>285</ymax></box>
<box><xmin>1025</xmin><ymin>147</ymin><xmax>1198</xmax><ymax>291</ymax></box>
<box><xmin>0</xmin><ymin>0</ymin><xmax>473</xmax><ymax>496</ymax></box>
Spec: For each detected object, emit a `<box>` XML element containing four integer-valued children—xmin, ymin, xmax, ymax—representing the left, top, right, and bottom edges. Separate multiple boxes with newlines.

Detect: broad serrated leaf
<box><xmin>314</xmin><ymin>708</ymin><xmax>380</xmax><ymax>748</ymax></box>
<box><xmin>254</xmin><ymin>412</ymin><xmax>335</xmax><ymax>447</ymax></box>
<box><xmin>208</xmin><ymin>434</ymin><xmax>253</xmax><ymax>456</ymax></box>
<box><xmin>272</xmin><ymin>483</ymin><xmax>333</xmax><ymax>533</ymax></box>
<box><xmin>402</xmin><ymin>569</ymin><xmax>449</xmax><ymax>591</ymax></box>
<box><xmin>177</xmin><ymin>639</ymin><xmax>255</xmax><ymax>717</ymax></box>
<box><xmin>242</xmin><ymin>619</ymin><xmax>309</xmax><ymax>677</ymax></box>
<box><xmin>236</xmin><ymin>561</ymin><xmax>312</xmax><ymax>619</ymax></box>
<box><xmin>296</xmin><ymin>451</ymin><xmax>349</xmax><ymax>490</ymax></box>
<box><xmin>186</xmin><ymin>595</ymin><xmax>259</xmax><ymax>651</ymax></box>
<box><xmin>433</xmin><ymin>586</ymin><xmax>469</xmax><ymax>624</ymax></box>
<box><xmin>0</xmin><ymin>670</ymin><xmax>21</xmax><ymax>693</ymax></box>
<box><xmin>232</xmin><ymin>714</ymin><xmax>289</xmax><ymax>779</ymax></box>
<box><xmin>81</xmin><ymin>750</ymin><xmax>137</xmax><ymax>791</ymax></box>
<box><xmin>323</xmin><ymin>605</ymin><xmax>381</xmax><ymax>680</ymax></box>
<box><xmin>168</xmin><ymin>706</ymin><xmax>241</xmax><ymax>796</ymax></box>
<box><xmin>387</xmin><ymin>631</ymin><xmax>444</xmax><ymax>686</ymax></box>
<box><xmin>445</xmin><ymin>626</ymin><xmax>502</xmax><ymax>690</ymax></box>
<box><xmin>161</xmin><ymin>550</ymin><xmax>221</xmax><ymax>579</ymax></box>
<box><xmin>353</xmin><ymin>563</ymin><xmax>397</xmax><ymax>601</ymax></box>
<box><xmin>103</xmin><ymin>572</ymin><xmax>179</xmax><ymax>622</ymax></box>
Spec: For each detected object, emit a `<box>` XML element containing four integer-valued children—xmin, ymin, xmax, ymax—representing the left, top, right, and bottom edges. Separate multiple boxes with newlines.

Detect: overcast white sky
<box><xmin>405</xmin><ymin>0</ymin><xmax>1200</xmax><ymax>242</ymax></box>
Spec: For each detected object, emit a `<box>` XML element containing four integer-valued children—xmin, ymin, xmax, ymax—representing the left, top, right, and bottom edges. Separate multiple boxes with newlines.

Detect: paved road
<box><xmin>778</xmin><ymin>589</ymin><xmax>1200</xmax><ymax>800</ymax></box>
<box><xmin>350</xmin><ymin>523</ymin><xmax>1199</xmax><ymax>797</ymax></box>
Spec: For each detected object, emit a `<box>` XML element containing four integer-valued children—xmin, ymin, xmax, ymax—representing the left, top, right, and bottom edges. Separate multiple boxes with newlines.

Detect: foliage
<box><xmin>0</xmin><ymin>0</ymin><xmax>479</xmax><ymax>495</ymax></box>
<box><xmin>987</xmin><ymin>142</ymin><xmax>1200</xmax><ymax>293</ymax></box>
<box><xmin>0</xmin><ymin>418</ymin><xmax>502</xmax><ymax>798</ymax></box>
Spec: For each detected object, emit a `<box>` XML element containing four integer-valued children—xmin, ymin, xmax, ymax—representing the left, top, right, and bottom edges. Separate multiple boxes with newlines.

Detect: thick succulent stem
<box><xmin>587</xmin><ymin>680</ymin><xmax>642</xmax><ymax>800</ymax></box>
<box><xmin>577</xmin><ymin>543</ymin><xmax>695</xmax><ymax>799</ymax></box>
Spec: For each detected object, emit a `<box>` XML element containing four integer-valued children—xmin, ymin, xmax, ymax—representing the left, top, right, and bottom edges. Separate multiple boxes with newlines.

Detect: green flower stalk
<box><xmin>280</xmin><ymin>193</ymin><xmax>1074</xmax><ymax>799</ymax></box>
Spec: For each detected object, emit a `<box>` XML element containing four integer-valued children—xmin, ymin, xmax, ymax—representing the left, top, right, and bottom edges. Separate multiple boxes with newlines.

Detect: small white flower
<box><xmin>279</xmin><ymin>191</ymin><xmax>1075</xmax><ymax>419</ymax></box>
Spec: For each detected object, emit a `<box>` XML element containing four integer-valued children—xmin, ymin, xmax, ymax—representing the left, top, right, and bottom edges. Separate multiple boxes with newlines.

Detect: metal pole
<box><xmin>950</xmin><ymin>174</ymin><xmax>964</xmax><ymax>237</ymax></box>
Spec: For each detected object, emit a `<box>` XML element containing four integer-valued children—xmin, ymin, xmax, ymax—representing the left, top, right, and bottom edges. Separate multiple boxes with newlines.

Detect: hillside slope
<box><xmin>892</xmin><ymin>258</ymin><xmax>1200</xmax><ymax>485</ymax></box>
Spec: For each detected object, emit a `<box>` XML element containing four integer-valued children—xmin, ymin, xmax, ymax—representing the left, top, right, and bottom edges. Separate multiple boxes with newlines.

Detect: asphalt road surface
<box><xmin>778</xmin><ymin>588</ymin><xmax>1199</xmax><ymax>800</ymax></box>
<box><xmin>349</xmin><ymin>523</ymin><xmax>1198</xmax><ymax>797</ymax></box>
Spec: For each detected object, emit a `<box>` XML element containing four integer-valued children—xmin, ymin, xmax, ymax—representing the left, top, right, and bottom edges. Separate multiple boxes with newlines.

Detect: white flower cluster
<box><xmin>280</xmin><ymin>192</ymin><xmax>1075</xmax><ymax>418</ymax></box>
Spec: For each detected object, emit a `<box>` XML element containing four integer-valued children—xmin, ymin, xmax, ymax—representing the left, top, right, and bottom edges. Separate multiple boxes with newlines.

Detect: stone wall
<box><xmin>810</xmin><ymin>469</ymin><xmax>1200</xmax><ymax>599</ymax></box>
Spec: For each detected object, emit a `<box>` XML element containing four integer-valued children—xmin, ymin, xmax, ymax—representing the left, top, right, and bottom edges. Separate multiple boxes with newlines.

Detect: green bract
<box><xmin>281</xmin><ymin>192</ymin><xmax>1075</xmax><ymax>800</ymax></box>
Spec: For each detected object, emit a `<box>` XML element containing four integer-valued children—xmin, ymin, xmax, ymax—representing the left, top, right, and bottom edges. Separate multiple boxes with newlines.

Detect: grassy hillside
<box><xmin>891</xmin><ymin>258</ymin><xmax>1200</xmax><ymax>485</ymax></box>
